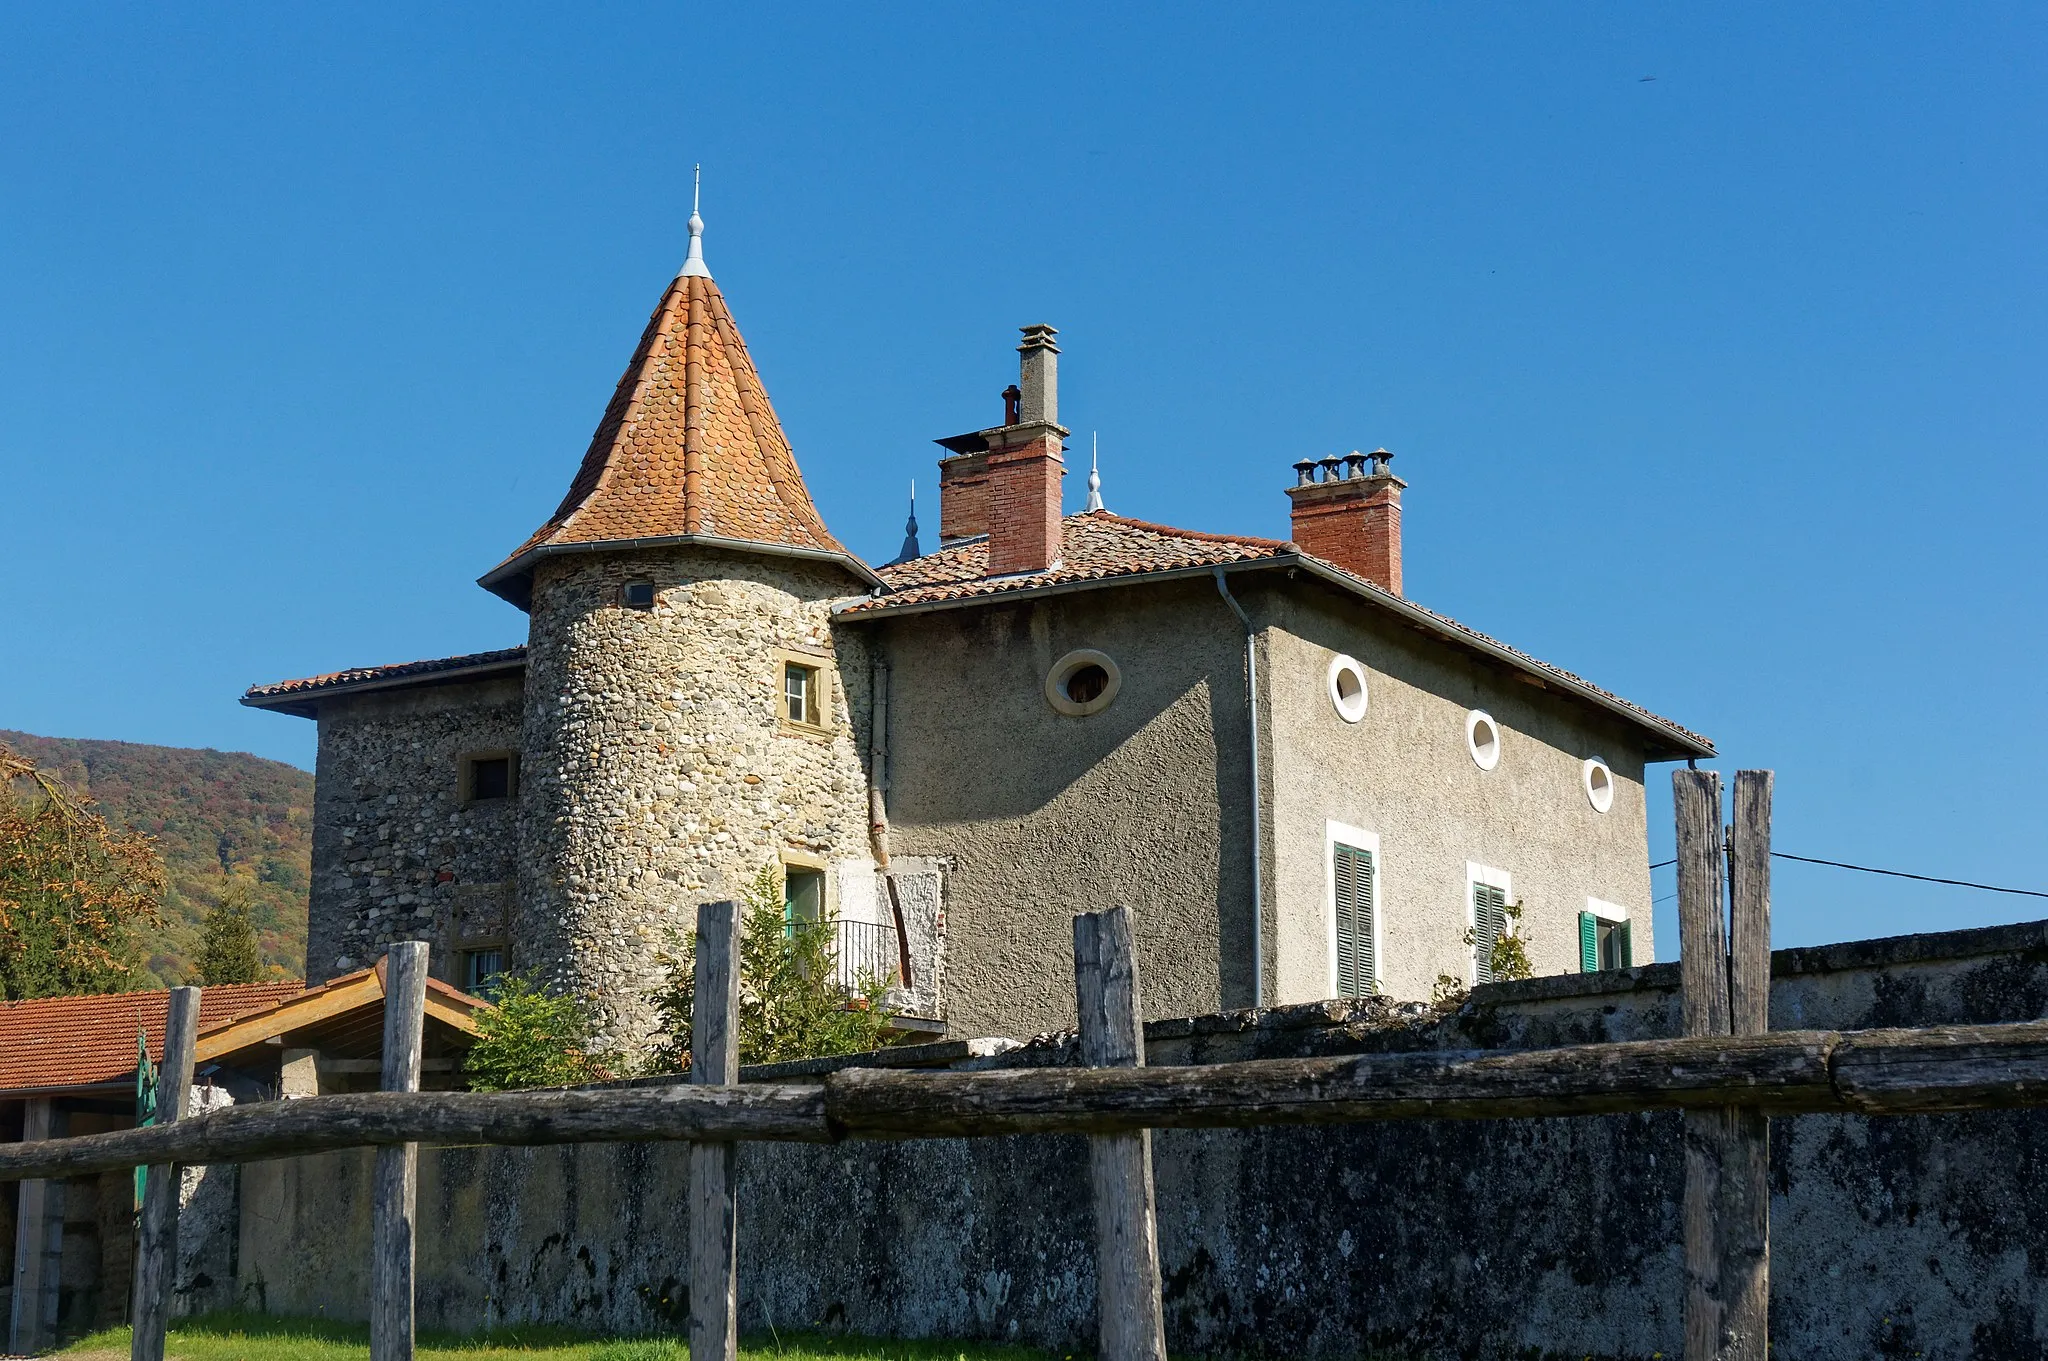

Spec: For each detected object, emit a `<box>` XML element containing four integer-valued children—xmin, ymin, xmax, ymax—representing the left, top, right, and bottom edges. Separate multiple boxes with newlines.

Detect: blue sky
<box><xmin>3</xmin><ymin>5</ymin><xmax>2043</xmax><ymax>956</ymax></box>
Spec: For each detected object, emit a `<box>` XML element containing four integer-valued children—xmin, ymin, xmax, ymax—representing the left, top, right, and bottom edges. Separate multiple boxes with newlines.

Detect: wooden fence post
<box><xmin>1722</xmin><ymin>770</ymin><xmax>1775</xmax><ymax>1359</ymax></box>
<box><xmin>1676</xmin><ymin>769</ymin><xmax>1774</xmax><ymax>1361</ymax></box>
<box><xmin>371</xmin><ymin>942</ymin><xmax>429</xmax><ymax>1361</ymax></box>
<box><xmin>131</xmin><ymin>985</ymin><xmax>200</xmax><ymax>1361</ymax></box>
<box><xmin>689</xmin><ymin>900</ymin><xmax>741</xmax><ymax>1361</ymax></box>
<box><xmin>1074</xmin><ymin>907</ymin><xmax>1169</xmax><ymax>1361</ymax></box>
<box><xmin>9</xmin><ymin>1098</ymin><xmax>54</xmax><ymax>1356</ymax></box>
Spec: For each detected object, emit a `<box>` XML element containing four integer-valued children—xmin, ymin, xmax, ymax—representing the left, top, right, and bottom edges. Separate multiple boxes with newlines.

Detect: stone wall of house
<box><xmin>239</xmin><ymin>919</ymin><xmax>2048</xmax><ymax>1359</ymax></box>
<box><xmin>306</xmin><ymin>675</ymin><xmax>525</xmax><ymax>986</ymax></box>
<box><xmin>516</xmin><ymin>546</ymin><xmax>878</xmax><ymax>1051</ymax></box>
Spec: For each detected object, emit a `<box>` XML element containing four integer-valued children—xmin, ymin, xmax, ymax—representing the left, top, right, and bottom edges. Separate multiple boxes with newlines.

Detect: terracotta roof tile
<box><xmin>0</xmin><ymin>982</ymin><xmax>305</xmax><ymax>1093</ymax></box>
<box><xmin>846</xmin><ymin>511</ymin><xmax>1711</xmax><ymax>755</ymax></box>
<box><xmin>486</xmin><ymin>273</ymin><xmax>862</xmax><ymax>599</ymax></box>
<box><xmin>243</xmin><ymin>646</ymin><xmax>526</xmax><ymax>710</ymax></box>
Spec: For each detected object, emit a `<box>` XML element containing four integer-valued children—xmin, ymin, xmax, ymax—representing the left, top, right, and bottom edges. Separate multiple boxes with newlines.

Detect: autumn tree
<box><xmin>0</xmin><ymin>741</ymin><xmax>167</xmax><ymax>1000</ymax></box>
<box><xmin>196</xmin><ymin>875</ymin><xmax>263</xmax><ymax>984</ymax></box>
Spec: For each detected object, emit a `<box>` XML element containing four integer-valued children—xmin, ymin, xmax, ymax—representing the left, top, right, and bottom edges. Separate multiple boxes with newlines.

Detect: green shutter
<box><xmin>1579</xmin><ymin>912</ymin><xmax>1600</xmax><ymax>973</ymax></box>
<box><xmin>1617</xmin><ymin>919</ymin><xmax>1633</xmax><ymax>969</ymax></box>
<box><xmin>1473</xmin><ymin>883</ymin><xmax>1507</xmax><ymax>984</ymax></box>
<box><xmin>1332</xmin><ymin>843</ymin><xmax>1376</xmax><ymax>998</ymax></box>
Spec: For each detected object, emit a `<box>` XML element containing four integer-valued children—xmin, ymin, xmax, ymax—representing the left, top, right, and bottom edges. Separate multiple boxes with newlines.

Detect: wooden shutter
<box><xmin>1579</xmin><ymin>912</ymin><xmax>1600</xmax><ymax>973</ymax></box>
<box><xmin>1332</xmin><ymin>843</ymin><xmax>1376</xmax><ymax>997</ymax></box>
<box><xmin>1617</xmin><ymin>919</ymin><xmax>1633</xmax><ymax>969</ymax></box>
<box><xmin>1472</xmin><ymin>883</ymin><xmax>1507</xmax><ymax>983</ymax></box>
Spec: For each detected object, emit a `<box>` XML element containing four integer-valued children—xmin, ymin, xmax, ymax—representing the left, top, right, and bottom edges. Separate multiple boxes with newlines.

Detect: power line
<box><xmin>1648</xmin><ymin>853</ymin><xmax>2048</xmax><ymax>901</ymax></box>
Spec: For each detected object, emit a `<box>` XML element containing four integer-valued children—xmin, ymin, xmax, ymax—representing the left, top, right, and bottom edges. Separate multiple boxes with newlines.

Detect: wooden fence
<box><xmin>7</xmin><ymin>770</ymin><xmax>2048</xmax><ymax>1361</ymax></box>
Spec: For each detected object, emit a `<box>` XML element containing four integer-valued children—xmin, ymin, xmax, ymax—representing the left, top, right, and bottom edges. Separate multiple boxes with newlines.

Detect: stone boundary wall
<box><xmin>236</xmin><ymin>919</ymin><xmax>2048</xmax><ymax>1359</ymax></box>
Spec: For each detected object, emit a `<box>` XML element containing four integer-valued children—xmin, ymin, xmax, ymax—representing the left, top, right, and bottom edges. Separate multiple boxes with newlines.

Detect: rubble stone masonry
<box><xmin>516</xmin><ymin>546</ymin><xmax>875</xmax><ymax>1051</ymax></box>
<box><xmin>306</xmin><ymin>677</ymin><xmax>525</xmax><ymax>986</ymax></box>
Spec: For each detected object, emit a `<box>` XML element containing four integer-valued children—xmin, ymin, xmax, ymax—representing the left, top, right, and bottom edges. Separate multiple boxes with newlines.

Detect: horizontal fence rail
<box><xmin>9</xmin><ymin>1020</ymin><xmax>2048</xmax><ymax>1185</ymax></box>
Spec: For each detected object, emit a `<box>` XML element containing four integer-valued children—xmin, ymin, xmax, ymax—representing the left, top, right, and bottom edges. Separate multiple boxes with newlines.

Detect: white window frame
<box><xmin>1586</xmin><ymin>896</ymin><xmax>1629</xmax><ymax>924</ymax></box>
<box><xmin>1326</xmin><ymin>821</ymin><xmax>1384</xmax><ymax>999</ymax></box>
<box><xmin>1465</xmin><ymin>861</ymin><xmax>1513</xmax><ymax>985</ymax></box>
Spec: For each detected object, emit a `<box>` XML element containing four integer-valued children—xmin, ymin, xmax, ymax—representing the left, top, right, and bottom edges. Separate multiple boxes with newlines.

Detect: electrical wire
<box><xmin>1648</xmin><ymin>853</ymin><xmax>2048</xmax><ymax>900</ymax></box>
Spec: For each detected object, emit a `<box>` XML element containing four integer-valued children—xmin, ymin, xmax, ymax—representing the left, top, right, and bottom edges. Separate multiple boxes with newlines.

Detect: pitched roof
<box><xmin>840</xmin><ymin>511</ymin><xmax>1712</xmax><ymax>758</ymax></box>
<box><xmin>241</xmin><ymin>646</ymin><xmax>526</xmax><ymax>718</ymax></box>
<box><xmin>481</xmin><ymin>269</ymin><xmax>874</xmax><ymax>606</ymax></box>
<box><xmin>195</xmin><ymin>962</ymin><xmax>488</xmax><ymax>1066</ymax></box>
<box><xmin>0</xmin><ymin>982</ymin><xmax>304</xmax><ymax>1094</ymax></box>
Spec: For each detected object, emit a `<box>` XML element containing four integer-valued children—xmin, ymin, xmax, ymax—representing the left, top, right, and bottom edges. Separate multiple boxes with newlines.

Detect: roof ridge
<box><xmin>1082</xmin><ymin>509</ymin><xmax>1294</xmax><ymax>550</ymax></box>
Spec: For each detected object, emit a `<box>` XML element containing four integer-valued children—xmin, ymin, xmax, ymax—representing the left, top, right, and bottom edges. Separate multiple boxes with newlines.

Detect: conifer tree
<box><xmin>196</xmin><ymin>876</ymin><xmax>262</xmax><ymax>984</ymax></box>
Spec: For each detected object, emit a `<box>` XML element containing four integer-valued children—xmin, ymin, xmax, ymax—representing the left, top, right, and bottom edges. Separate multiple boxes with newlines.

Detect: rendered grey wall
<box><xmin>306</xmin><ymin>676</ymin><xmax>525</xmax><ymax>986</ymax></box>
<box><xmin>1262</xmin><ymin>581</ymin><xmax>1657</xmax><ymax>1003</ymax></box>
<box><xmin>862</xmin><ymin>577</ymin><xmax>1255</xmax><ymax>1039</ymax></box>
<box><xmin>238</xmin><ymin>921</ymin><xmax>2048</xmax><ymax>1360</ymax></box>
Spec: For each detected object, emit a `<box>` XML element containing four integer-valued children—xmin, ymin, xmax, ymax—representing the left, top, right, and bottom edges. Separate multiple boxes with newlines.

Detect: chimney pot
<box><xmin>1002</xmin><ymin>384</ymin><xmax>1021</xmax><ymax>426</ymax></box>
<box><xmin>1016</xmin><ymin>325</ymin><xmax>1059</xmax><ymax>426</ymax></box>
<box><xmin>1368</xmin><ymin>447</ymin><xmax>1393</xmax><ymax>477</ymax></box>
<box><xmin>1292</xmin><ymin>459</ymin><xmax>1318</xmax><ymax>487</ymax></box>
<box><xmin>1343</xmin><ymin>451</ymin><xmax>1368</xmax><ymax>480</ymax></box>
<box><xmin>1317</xmin><ymin>456</ymin><xmax>1342</xmax><ymax>483</ymax></box>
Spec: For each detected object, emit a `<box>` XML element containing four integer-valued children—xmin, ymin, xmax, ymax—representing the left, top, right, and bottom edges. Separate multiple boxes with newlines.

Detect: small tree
<box><xmin>462</xmin><ymin>970</ymin><xmax>617</xmax><ymax>1091</ymax></box>
<box><xmin>1433</xmin><ymin>899</ymin><xmax>1533</xmax><ymax>1006</ymax></box>
<box><xmin>196</xmin><ymin>876</ymin><xmax>263</xmax><ymax>984</ymax></box>
<box><xmin>646</xmin><ymin>862</ymin><xmax>894</xmax><ymax>1073</ymax></box>
<box><xmin>0</xmin><ymin>741</ymin><xmax>166</xmax><ymax>1001</ymax></box>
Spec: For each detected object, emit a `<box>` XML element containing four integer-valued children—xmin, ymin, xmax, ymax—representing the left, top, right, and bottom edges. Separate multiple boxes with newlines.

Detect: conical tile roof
<box><xmin>482</xmin><ymin>267</ymin><xmax>870</xmax><ymax>606</ymax></box>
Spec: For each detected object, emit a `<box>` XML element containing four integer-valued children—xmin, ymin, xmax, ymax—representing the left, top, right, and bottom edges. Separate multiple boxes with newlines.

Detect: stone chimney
<box><xmin>934</xmin><ymin>325</ymin><xmax>1068</xmax><ymax>572</ymax></box>
<box><xmin>1286</xmin><ymin>448</ymin><xmax>1405</xmax><ymax>594</ymax></box>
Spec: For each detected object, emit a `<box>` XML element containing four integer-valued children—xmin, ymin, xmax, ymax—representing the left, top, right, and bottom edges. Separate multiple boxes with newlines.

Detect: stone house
<box><xmin>244</xmin><ymin>209</ymin><xmax>1712</xmax><ymax>1047</ymax></box>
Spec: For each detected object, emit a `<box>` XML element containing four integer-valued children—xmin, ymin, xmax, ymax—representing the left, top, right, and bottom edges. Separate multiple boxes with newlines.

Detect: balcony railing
<box><xmin>832</xmin><ymin>918</ymin><xmax>905</xmax><ymax>992</ymax></box>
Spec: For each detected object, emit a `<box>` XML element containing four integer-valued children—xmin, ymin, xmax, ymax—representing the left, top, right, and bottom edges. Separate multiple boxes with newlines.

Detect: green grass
<box><xmin>55</xmin><ymin>1312</ymin><xmax>1059</xmax><ymax>1361</ymax></box>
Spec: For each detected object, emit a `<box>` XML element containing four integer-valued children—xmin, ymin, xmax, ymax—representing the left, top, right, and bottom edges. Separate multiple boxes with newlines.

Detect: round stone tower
<box><xmin>480</xmin><ymin>208</ymin><xmax>879</xmax><ymax>1050</ymax></box>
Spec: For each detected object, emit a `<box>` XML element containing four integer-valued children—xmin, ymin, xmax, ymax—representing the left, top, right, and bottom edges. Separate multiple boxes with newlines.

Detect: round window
<box><xmin>1583</xmin><ymin>757</ymin><xmax>1615</xmax><ymax>813</ymax></box>
<box><xmin>1046</xmin><ymin>649</ymin><xmax>1122</xmax><ymax>717</ymax></box>
<box><xmin>1466</xmin><ymin>710</ymin><xmax>1502</xmax><ymax>771</ymax></box>
<box><xmin>1327</xmin><ymin>654</ymin><xmax>1369</xmax><ymax>723</ymax></box>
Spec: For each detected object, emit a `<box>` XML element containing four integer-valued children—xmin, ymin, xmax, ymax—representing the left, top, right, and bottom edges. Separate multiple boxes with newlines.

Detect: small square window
<box><xmin>461</xmin><ymin>947</ymin><xmax>505</xmax><ymax>998</ymax></box>
<box><xmin>461</xmin><ymin>752</ymin><xmax>519</xmax><ymax>804</ymax></box>
<box><xmin>623</xmin><ymin>581</ymin><xmax>656</xmax><ymax>610</ymax></box>
<box><xmin>783</xmin><ymin>662</ymin><xmax>819</xmax><ymax>726</ymax></box>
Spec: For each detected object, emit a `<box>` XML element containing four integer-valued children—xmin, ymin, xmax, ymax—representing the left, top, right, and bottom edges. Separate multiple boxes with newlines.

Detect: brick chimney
<box><xmin>1286</xmin><ymin>449</ymin><xmax>1405</xmax><ymax>594</ymax></box>
<box><xmin>934</xmin><ymin>325</ymin><xmax>1068</xmax><ymax>573</ymax></box>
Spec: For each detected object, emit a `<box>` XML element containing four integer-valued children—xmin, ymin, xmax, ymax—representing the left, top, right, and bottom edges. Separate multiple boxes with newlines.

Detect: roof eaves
<box><xmin>240</xmin><ymin>654</ymin><xmax>528</xmax><ymax>718</ymax></box>
<box><xmin>831</xmin><ymin>558</ymin><xmax>1270</xmax><ymax>620</ymax></box>
<box><xmin>481</xmin><ymin>531</ymin><xmax>884</xmax><ymax>609</ymax></box>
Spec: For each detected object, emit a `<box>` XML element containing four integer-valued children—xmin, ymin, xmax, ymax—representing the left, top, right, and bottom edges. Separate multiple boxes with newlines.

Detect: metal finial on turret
<box><xmin>678</xmin><ymin>164</ymin><xmax>712</xmax><ymax>279</ymax></box>
<box><xmin>886</xmin><ymin>481</ymin><xmax>923</xmax><ymax>566</ymax></box>
<box><xmin>1085</xmin><ymin>433</ymin><xmax>1106</xmax><ymax>512</ymax></box>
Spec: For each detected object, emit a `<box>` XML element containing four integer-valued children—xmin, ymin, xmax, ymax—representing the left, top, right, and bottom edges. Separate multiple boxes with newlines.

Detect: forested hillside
<box><xmin>0</xmin><ymin>730</ymin><xmax>310</xmax><ymax>983</ymax></box>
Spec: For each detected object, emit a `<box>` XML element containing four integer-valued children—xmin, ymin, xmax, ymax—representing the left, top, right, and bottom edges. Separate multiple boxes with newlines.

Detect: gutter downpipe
<box><xmin>1213</xmin><ymin>566</ymin><xmax>1264</xmax><ymax>1009</ymax></box>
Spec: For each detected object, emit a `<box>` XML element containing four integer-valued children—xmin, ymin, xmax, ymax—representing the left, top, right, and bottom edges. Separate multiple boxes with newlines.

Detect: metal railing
<box><xmin>833</xmin><ymin>918</ymin><xmax>903</xmax><ymax>991</ymax></box>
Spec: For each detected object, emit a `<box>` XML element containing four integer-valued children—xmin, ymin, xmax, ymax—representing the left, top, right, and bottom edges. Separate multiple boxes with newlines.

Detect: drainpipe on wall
<box><xmin>866</xmin><ymin>656</ymin><xmax>915</xmax><ymax>988</ymax></box>
<box><xmin>1213</xmin><ymin>566</ymin><xmax>1265</xmax><ymax>1009</ymax></box>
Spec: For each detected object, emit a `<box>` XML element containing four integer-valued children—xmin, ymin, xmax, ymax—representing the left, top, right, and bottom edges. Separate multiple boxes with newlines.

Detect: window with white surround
<box><xmin>1579</xmin><ymin>898</ymin><xmax>1633</xmax><ymax>972</ymax></box>
<box><xmin>1326</xmin><ymin>822</ymin><xmax>1382</xmax><ymax>998</ymax></box>
<box><xmin>1466</xmin><ymin>862</ymin><xmax>1513</xmax><ymax>984</ymax></box>
<box><xmin>1045</xmin><ymin>649</ymin><xmax>1121</xmax><ymax>717</ymax></box>
<box><xmin>1466</xmin><ymin>710</ymin><xmax>1502</xmax><ymax>770</ymax></box>
<box><xmin>1327</xmin><ymin>654</ymin><xmax>1369</xmax><ymax>723</ymax></box>
<box><xmin>1583</xmin><ymin>757</ymin><xmax>1615</xmax><ymax>813</ymax></box>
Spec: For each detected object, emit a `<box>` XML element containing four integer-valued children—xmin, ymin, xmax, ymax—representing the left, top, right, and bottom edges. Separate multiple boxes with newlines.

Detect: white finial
<box><xmin>679</xmin><ymin>164</ymin><xmax>712</xmax><ymax>278</ymax></box>
<box><xmin>1084</xmin><ymin>432</ymin><xmax>1106</xmax><ymax>512</ymax></box>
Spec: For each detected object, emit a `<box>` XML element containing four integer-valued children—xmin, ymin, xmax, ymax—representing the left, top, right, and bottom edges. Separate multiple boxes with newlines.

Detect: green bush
<box><xmin>645</xmin><ymin>862</ymin><xmax>895</xmax><ymax>1072</ymax></box>
<box><xmin>463</xmin><ymin>970</ymin><xmax>618</xmax><ymax>1091</ymax></box>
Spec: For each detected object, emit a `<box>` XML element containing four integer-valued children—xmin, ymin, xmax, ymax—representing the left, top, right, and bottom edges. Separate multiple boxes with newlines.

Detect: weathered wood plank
<box><xmin>0</xmin><ymin>1082</ymin><xmax>832</xmax><ymax>1183</ymax></box>
<box><xmin>132</xmin><ymin>986</ymin><xmax>200</xmax><ymax>1361</ymax></box>
<box><xmin>1719</xmin><ymin>770</ymin><xmax>1775</xmax><ymax>1361</ymax></box>
<box><xmin>10</xmin><ymin>1097</ymin><xmax>54</xmax><ymax>1356</ymax></box>
<box><xmin>371</xmin><ymin>942</ymin><xmax>428</xmax><ymax>1361</ymax></box>
<box><xmin>1833</xmin><ymin>1022</ymin><xmax>2048</xmax><ymax>1111</ymax></box>
<box><xmin>827</xmin><ymin>1030</ymin><xmax>1844</xmax><ymax>1136</ymax></box>
<box><xmin>689</xmin><ymin>900</ymin><xmax>741</xmax><ymax>1361</ymax></box>
<box><xmin>1075</xmin><ymin>908</ymin><xmax>1168</xmax><ymax>1361</ymax></box>
<box><xmin>1676</xmin><ymin>769</ymin><xmax>1729</xmax><ymax>1361</ymax></box>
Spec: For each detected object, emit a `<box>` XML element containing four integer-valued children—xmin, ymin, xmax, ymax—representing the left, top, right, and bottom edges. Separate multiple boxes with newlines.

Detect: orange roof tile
<box><xmin>242</xmin><ymin>646</ymin><xmax>526</xmax><ymax>717</ymax></box>
<box><xmin>0</xmin><ymin>982</ymin><xmax>304</xmax><ymax>1094</ymax></box>
<box><xmin>483</xmin><ymin>271</ymin><xmax>871</xmax><ymax>604</ymax></box>
<box><xmin>842</xmin><ymin>511</ymin><xmax>1712</xmax><ymax>757</ymax></box>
